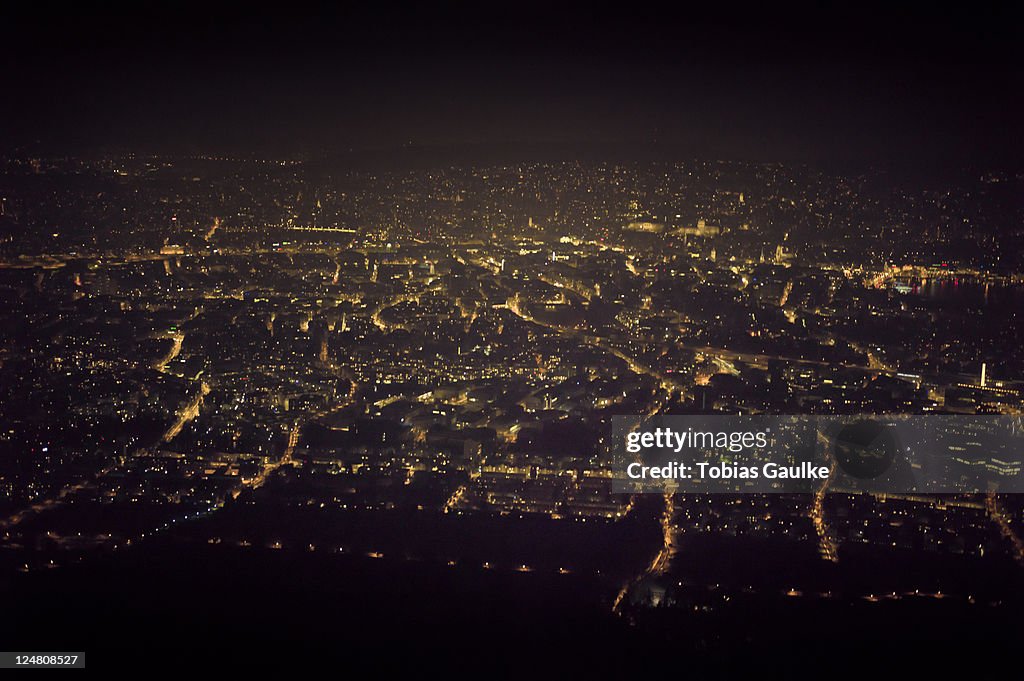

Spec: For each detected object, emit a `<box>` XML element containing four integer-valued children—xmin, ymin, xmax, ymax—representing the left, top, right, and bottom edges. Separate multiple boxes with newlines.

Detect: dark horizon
<box><xmin>3</xmin><ymin>4</ymin><xmax>1023</xmax><ymax>167</ymax></box>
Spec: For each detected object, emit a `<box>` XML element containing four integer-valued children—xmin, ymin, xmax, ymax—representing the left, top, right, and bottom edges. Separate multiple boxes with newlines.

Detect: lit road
<box><xmin>987</xmin><ymin>492</ymin><xmax>1024</xmax><ymax>566</ymax></box>
<box><xmin>1</xmin><ymin>319</ymin><xmax>205</xmax><ymax>531</ymax></box>
<box><xmin>811</xmin><ymin>430</ymin><xmax>838</xmax><ymax>562</ymax></box>
<box><xmin>369</xmin><ymin>293</ymin><xmax>419</xmax><ymax>332</ymax></box>
<box><xmin>612</xmin><ymin>492</ymin><xmax>677</xmax><ymax>613</ymax></box>
<box><xmin>161</xmin><ymin>382</ymin><xmax>209</xmax><ymax>442</ymax></box>
<box><xmin>234</xmin><ymin>378</ymin><xmax>360</xmax><ymax>497</ymax></box>
<box><xmin>505</xmin><ymin>294</ymin><xmax>686</xmax><ymax>397</ymax></box>
<box><xmin>152</xmin><ymin>332</ymin><xmax>184</xmax><ymax>371</ymax></box>
<box><xmin>0</xmin><ymin>380</ymin><xmax>210</xmax><ymax>530</ymax></box>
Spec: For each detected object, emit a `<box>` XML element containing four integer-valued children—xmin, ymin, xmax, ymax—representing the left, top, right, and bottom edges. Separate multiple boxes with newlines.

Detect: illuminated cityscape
<box><xmin>1</xmin><ymin>3</ymin><xmax>1023</xmax><ymax>675</ymax></box>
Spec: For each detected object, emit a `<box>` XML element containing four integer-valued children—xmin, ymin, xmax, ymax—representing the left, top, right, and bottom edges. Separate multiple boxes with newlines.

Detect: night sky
<box><xmin>3</xmin><ymin>4</ymin><xmax>1022</xmax><ymax>166</ymax></box>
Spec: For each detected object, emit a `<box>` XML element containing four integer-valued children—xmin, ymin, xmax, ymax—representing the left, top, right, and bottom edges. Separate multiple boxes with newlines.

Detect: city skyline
<box><xmin>2</xmin><ymin>4</ymin><xmax>1023</xmax><ymax>675</ymax></box>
